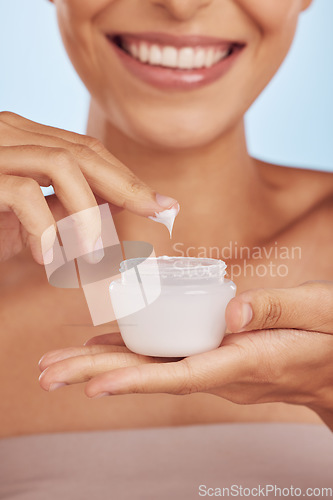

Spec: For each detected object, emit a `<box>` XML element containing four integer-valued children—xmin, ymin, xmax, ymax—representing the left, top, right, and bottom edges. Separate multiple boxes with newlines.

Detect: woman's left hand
<box><xmin>38</xmin><ymin>281</ymin><xmax>333</xmax><ymax>429</ymax></box>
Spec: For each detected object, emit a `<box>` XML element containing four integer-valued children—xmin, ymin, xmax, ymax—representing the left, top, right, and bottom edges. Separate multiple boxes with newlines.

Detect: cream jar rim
<box><xmin>119</xmin><ymin>255</ymin><xmax>227</xmax><ymax>280</ymax></box>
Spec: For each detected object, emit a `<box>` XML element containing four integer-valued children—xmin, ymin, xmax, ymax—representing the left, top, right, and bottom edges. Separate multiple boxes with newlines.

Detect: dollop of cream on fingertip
<box><xmin>148</xmin><ymin>203</ymin><xmax>180</xmax><ymax>238</ymax></box>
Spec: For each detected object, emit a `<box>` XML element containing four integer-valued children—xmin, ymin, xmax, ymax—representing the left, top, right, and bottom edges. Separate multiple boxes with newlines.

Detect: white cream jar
<box><xmin>109</xmin><ymin>256</ymin><xmax>236</xmax><ymax>357</ymax></box>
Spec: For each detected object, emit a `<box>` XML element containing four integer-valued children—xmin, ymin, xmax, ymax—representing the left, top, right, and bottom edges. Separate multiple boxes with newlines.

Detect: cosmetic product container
<box><xmin>109</xmin><ymin>256</ymin><xmax>236</xmax><ymax>357</ymax></box>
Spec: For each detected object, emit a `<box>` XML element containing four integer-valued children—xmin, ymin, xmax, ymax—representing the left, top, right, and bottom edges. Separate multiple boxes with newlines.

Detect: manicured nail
<box><xmin>240</xmin><ymin>303</ymin><xmax>253</xmax><ymax>330</ymax></box>
<box><xmin>94</xmin><ymin>236</ymin><xmax>104</xmax><ymax>260</ymax></box>
<box><xmin>38</xmin><ymin>355</ymin><xmax>46</xmax><ymax>368</ymax></box>
<box><xmin>49</xmin><ymin>382</ymin><xmax>67</xmax><ymax>392</ymax></box>
<box><xmin>155</xmin><ymin>193</ymin><xmax>178</xmax><ymax>210</ymax></box>
<box><xmin>41</xmin><ymin>225</ymin><xmax>56</xmax><ymax>265</ymax></box>
<box><xmin>86</xmin><ymin>235</ymin><xmax>104</xmax><ymax>264</ymax></box>
<box><xmin>43</xmin><ymin>246</ymin><xmax>54</xmax><ymax>265</ymax></box>
<box><xmin>91</xmin><ymin>392</ymin><xmax>110</xmax><ymax>399</ymax></box>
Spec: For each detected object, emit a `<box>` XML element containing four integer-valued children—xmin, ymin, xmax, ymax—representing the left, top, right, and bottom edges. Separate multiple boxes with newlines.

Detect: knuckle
<box><xmin>122</xmin><ymin>178</ymin><xmax>146</xmax><ymax>209</ymax></box>
<box><xmin>265</xmin><ymin>294</ymin><xmax>283</xmax><ymax>326</ymax></box>
<box><xmin>86</xmin><ymin>355</ymin><xmax>98</xmax><ymax>372</ymax></box>
<box><xmin>51</xmin><ymin>148</ymin><xmax>77</xmax><ymax>172</ymax></box>
<box><xmin>127</xmin><ymin>177</ymin><xmax>145</xmax><ymax>195</ymax></box>
<box><xmin>253</xmin><ymin>288</ymin><xmax>282</xmax><ymax>327</ymax></box>
<box><xmin>72</xmin><ymin>142</ymin><xmax>95</xmax><ymax>160</ymax></box>
<box><xmin>83</xmin><ymin>136</ymin><xmax>105</xmax><ymax>154</ymax></box>
<box><xmin>0</xmin><ymin>111</ymin><xmax>17</xmax><ymax>122</ymax></box>
<box><xmin>118</xmin><ymin>352</ymin><xmax>136</xmax><ymax>368</ymax></box>
<box><xmin>178</xmin><ymin>359</ymin><xmax>199</xmax><ymax>395</ymax></box>
<box><xmin>128</xmin><ymin>366</ymin><xmax>145</xmax><ymax>394</ymax></box>
<box><xmin>16</xmin><ymin>177</ymin><xmax>41</xmax><ymax>198</ymax></box>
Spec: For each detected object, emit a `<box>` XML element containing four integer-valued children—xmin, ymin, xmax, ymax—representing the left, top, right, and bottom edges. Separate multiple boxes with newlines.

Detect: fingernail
<box><xmin>155</xmin><ymin>193</ymin><xmax>178</xmax><ymax>210</ymax></box>
<box><xmin>91</xmin><ymin>236</ymin><xmax>104</xmax><ymax>264</ymax></box>
<box><xmin>240</xmin><ymin>303</ymin><xmax>253</xmax><ymax>330</ymax></box>
<box><xmin>49</xmin><ymin>382</ymin><xmax>67</xmax><ymax>392</ymax></box>
<box><xmin>43</xmin><ymin>246</ymin><xmax>54</xmax><ymax>265</ymax></box>
<box><xmin>38</xmin><ymin>356</ymin><xmax>46</xmax><ymax>369</ymax></box>
<box><xmin>91</xmin><ymin>392</ymin><xmax>110</xmax><ymax>399</ymax></box>
<box><xmin>41</xmin><ymin>225</ymin><xmax>57</xmax><ymax>265</ymax></box>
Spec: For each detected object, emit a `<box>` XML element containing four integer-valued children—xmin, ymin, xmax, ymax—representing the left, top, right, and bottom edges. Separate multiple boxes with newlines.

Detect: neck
<box><xmin>87</xmin><ymin>99</ymin><xmax>274</xmax><ymax>247</ymax></box>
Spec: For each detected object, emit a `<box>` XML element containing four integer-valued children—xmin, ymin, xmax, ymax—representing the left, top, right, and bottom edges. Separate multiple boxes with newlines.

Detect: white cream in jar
<box><xmin>109</xmin><ymin>256</ymin><xmax>236</xmax><ymax>357</ymax></box>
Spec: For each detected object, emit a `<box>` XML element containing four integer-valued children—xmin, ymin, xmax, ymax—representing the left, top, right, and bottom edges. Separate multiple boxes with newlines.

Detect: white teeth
<box><xmin>149</xmin><ymin>44</ymin><xmax>162</xmax><ymax>65</ymax></box>
<box><xmin>162</xmin><ymin>46</ymin><xmax>178</xmax><ymax>68</ymax></box>
<box><xmin>178</xmin><ymin>47</ymin><xmax>195</xmax><ymax>69</ymax></box>
<box><xmin>204</xmin><ymin>48</ymin><xmax>215</xmax><ymax>68</ymax></box>
<box><xmin>213</xmin><ymin>49</ymin><xmax>222</xmax><ymax>64</ymax></box>
<box><xmin>129</xmin><ymin>43</ymin><xmax>139</xmax><ymax>58</ymax></box>
<box><xmin>193</xmin><ymin>48</ymin><xmax>206</xmax><ymax>68</ymax></box>
<box><xmin>215</xmin><ymin>48</ymin><xmax>230</xmax><ymax>63</ymax></box>
<box><xmin>125</xmin><ymin>41</ymin><xmax>231</xmax><ymax>69</ymax></box>
<box><xmin>138</xmin><ymin>42</ymin><xmax>149</xmax><ymax>63</ymax></box>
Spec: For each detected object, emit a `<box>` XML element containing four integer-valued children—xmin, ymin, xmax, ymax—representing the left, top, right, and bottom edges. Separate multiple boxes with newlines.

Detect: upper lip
<box><xmin>107</xmin><ymin>31</ymin><xmax>245</xmax><ymax>49</ymax></box>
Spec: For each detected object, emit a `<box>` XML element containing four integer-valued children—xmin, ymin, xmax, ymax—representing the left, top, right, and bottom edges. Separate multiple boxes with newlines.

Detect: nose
<box><xmin>149</xmin><ymin>0</ymin><xmax>213</xmax><ymax>22</ymax></box>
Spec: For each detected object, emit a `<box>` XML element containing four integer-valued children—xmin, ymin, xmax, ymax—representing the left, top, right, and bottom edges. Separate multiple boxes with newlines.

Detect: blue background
<box><xmin>0</xmin><ymin>0</ymin><xmax>332</xmax><ymax>173</ymax></box>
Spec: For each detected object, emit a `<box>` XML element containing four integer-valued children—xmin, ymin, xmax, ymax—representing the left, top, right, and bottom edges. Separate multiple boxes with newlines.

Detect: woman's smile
<box><xmin>106</xmin><ymin>31</ymin><xmax>246</xmax><ymax>90</ymax></box>
<box><xmin>56</xmin><ymin>0</ymin><xmax>308</xmax><ymax>148</ymax></box>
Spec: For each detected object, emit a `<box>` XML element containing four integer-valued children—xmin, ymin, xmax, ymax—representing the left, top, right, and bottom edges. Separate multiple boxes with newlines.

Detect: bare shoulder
<box><xmin>256</xmin><ymin>160</ymin><xmax>333</xmax><ymax>215</ymax></box>
<box><xmin>256</xmin><ymin>159</ymin><xmax>333</xmax><ymax>193</ymax></box>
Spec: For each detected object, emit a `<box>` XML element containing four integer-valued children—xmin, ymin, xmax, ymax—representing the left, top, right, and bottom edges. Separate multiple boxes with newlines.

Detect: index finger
<box><xmin>0</xmin><ymin>112</ymin><xmax>179</xmax><ymax>217</ymax></box>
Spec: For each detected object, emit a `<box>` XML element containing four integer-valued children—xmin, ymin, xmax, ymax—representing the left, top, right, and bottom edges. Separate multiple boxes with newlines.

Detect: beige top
<box><xmin>0</xmin><ymin>423</ymin><xmax>332</xmax><ymax>499</ymax></box>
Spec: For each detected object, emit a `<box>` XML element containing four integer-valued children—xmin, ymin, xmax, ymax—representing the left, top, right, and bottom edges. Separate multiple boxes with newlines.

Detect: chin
<box><xmin>112</xmin><ymin>106</ymin><xmax>236</xmax><ymax>152</ymax></box>
<box><xmin>129</xmin><ymin>122</ymin><xmax>222</xmax><ymax>151</ymax></box>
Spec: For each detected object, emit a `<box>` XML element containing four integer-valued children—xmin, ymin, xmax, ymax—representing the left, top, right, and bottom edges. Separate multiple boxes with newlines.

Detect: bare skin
<box><xmin>1</xmin><ymin>122</ymin><xmax>332</xmax><ymax>436</ymax></box>
<box><xmin>1</xmin><ymin>0</ymin><xmax>333</xmax><ymax>438</ymax></box>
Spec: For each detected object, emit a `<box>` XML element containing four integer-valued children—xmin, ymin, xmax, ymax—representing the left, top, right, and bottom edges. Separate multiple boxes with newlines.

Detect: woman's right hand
<box><xmin>0</xmin><ymin>112</ymin><xmax>178</xmax><ymax>265</ymax></box>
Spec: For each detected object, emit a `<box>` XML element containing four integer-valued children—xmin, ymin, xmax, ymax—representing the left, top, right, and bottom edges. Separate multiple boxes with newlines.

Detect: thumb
<box><xmin>226</xmin><ymin>280</ymin><xmax>333</xmax><ymax>334</ymax></box>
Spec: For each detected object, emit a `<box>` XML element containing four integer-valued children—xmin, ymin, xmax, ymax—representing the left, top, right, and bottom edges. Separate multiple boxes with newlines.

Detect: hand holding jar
<box><xmin>38</xmin><ymin>280</ymin><xmax>333</xmax><ymax>432</ymax></box>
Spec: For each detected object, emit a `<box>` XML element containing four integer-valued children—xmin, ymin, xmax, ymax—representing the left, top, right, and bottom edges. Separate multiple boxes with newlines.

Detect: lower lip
<box><xmin>108</xmin><ymin>39</ymin><xmax>244</xmax><ymax>91</ymax></box>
